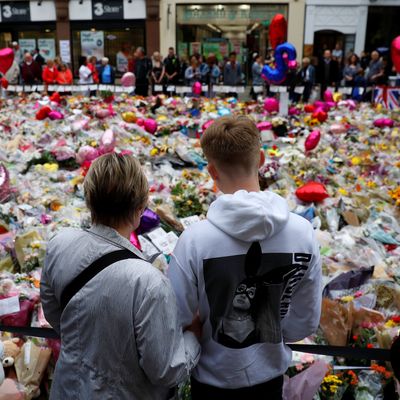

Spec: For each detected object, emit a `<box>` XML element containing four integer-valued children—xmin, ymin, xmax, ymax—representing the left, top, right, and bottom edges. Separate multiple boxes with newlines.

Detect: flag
<box><xmin>373</xmin><ymin>86</ymin><xmax>400</xmax><ymax>109</ymax></box>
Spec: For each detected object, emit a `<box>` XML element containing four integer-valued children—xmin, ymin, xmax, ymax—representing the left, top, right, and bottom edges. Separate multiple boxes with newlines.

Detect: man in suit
<box><xmin>317</xmin><ymin>50</ymin><xmax>340</xmax><ymax>98</ymax></box>
<box><xmin>298</xmin><ymin>57</ymin><xmax>316</xmax><ymax>102</ymax></box>
<box><xmin>33</xmin><ymin>48</ymin><xmax>45</xmax><ymax>68</ymax></box>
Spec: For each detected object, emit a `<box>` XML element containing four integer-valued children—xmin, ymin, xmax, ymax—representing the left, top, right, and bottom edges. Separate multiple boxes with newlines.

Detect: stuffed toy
<box><xmin>0</xmin><ymin>339</ymin><xmax>22</xmax><ymax>385</ymax></box>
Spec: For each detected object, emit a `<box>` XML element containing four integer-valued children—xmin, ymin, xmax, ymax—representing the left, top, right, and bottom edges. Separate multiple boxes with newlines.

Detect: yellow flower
<box><xmin>90</xmin><ymin>140</ymin><xmax>97</xmax><ymax>147</ymax></box>
<box><xmin>186</xmin><ymin>200</ymin><xmax>193</xmax><ymax>206</ymax></box>
<box><xmin>338</xmin><ymin>188</ymin><xmax>348</xmax><ymax>196</ymax></box>
<box><xmin>70</xmin><ymin>176</ymin><xmax>84</xmax><ymax>186</ymax></box>
<box><xmin>385</xmin><ymin>320</ymin><xmax>396</xmax><ymax>328</ymax></box>
<box><xmin>43</xmin><ymin>163</ymin><xmax>59</xmax><ymax>172</ymax></box>
<box><xmin>150</xmin><ymin>148</ymin><xmax>159</xmax><ymax>156</ymax></box>
<box><xmin>341</xmin><ymin>295</ymin><xmax>354</xmax><ymax>303</ymax></box>
<box><xmin>351</xmin><ymin>156</ymin><xmax>362</xmax><ymax>166</ymax></box>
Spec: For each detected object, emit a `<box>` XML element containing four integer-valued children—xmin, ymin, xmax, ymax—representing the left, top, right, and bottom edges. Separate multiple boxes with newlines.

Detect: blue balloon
<box><xmin>262</xmin><ymin>42</ymin><xmax>297</xmax><ymax>84</ymax></box>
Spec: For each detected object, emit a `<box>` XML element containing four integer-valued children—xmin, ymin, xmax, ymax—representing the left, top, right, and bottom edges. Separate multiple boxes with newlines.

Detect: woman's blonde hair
<box><xmin>84</xmin><ymin>153</ymin><xmax>148</xmax><ymax>227</ymax></box>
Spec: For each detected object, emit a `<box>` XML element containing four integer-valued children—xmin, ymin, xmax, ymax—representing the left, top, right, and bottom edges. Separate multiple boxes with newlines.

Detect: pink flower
<box><xmin>295</xmin><ymin>364</ymin><xmax>304</xmax><ymax>371</ymax></box>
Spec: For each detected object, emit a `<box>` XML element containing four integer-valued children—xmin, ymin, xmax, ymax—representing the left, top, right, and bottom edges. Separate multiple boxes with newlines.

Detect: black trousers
<box><xmin>135</xmin><ymin>80</ymin><xmax>149</xmax><ymax>97</ymax></box>
<box><xmin>191</xmin><ymin>375</ymin><xmax>283</xmax><ymax>400</ymax></box>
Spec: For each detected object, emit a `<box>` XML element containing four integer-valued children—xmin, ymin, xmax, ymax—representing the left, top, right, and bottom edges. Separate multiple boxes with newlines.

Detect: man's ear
<box><xmin>207</xmin><ymin>162</ymin><xmax>219</xmax><ymax>181</ymax></box>
<box><xmin>259</xmin><ymin>150</ymin><xmax>265</xmax><ymax>168</ymax></box>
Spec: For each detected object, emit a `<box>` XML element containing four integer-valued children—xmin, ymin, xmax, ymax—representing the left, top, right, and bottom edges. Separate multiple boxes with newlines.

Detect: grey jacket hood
<box><xmin>207</xmin><ymin>190</ymin><xmax>290</xmax><ymax>242</ymax></box>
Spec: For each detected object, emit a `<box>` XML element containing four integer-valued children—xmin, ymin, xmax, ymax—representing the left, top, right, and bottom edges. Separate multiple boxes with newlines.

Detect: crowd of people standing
<box><xmin>294</xmin><ymin>43</ymin><xmax>397</xmax><ymax>101</ymax></box>
<box><xmin>4</xmin><ymin>40</ymin><xmax>399</xmax><ymax>101</ymax></box>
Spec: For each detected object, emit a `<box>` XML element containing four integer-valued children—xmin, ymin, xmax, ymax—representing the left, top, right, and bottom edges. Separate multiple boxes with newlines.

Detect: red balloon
<box><xmin>304</xmin><ymin>130</ymin><xmax>321</xmax><ymax>152</ymax></box>
<box><xmin>391</xmin><ymin>36</ymin><xmax>400</xmax><ymax>73</ymax></box>
<box><xmin>312</xmin><ymin>108</ymin><xmax>328</xmax><ymax>123</ymax></box>
<box><xmin>0</xmin><ymin>48</ymin><xmax>14</xmax><ymax>75</ymax></box>
<box><xmin>296</xmin><ymin>181</ymin><xmax>329</xmax><ymax>203</ymax></box>
<box><xmin>304</xmin><ymin>104</ymin><xmax>315</xmax><ymax>113</ymax></box>
<box><xmin>269</xmin><ymin>14</ymin><xmax>287</xmax><ymax>50</ymax></box>
<box><xmin>36</xmin><ymin>106</ymin><xmax>52</xmax><ymax>121</ymax></box>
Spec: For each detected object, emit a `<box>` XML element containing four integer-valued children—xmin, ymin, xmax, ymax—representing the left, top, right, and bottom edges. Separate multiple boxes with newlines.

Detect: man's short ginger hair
<box><xmin>84</xmin><ymin>153</ymin><xmax>148</xmax><ymax>227</ymax></box>
<box><xmin>200</xmin><ymin>116</ymin><xmax>261</xmax><ymax>173</ymax></box>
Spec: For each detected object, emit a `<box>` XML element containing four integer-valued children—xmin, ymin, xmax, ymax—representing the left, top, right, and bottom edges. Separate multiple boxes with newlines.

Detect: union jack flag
<box><xmin>373</xmin><ymin>86</ymin><xmax>400</xmax><ymax>109</ymax></box>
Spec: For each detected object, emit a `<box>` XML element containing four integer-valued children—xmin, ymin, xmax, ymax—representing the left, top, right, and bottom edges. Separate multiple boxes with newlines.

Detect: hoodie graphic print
<box><xmin>169</xmin><ymin>190</ymin><xmax>322</xmax><ymax>388</ymax></box>
<box><xmin>205</xmin><ymin>242</ymin><xmax>312</xmax><ymax>349</ymax></box>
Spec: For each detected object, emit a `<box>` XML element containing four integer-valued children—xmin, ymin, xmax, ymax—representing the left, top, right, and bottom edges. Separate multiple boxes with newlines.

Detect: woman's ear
<box><xmin>207</xmin><ymin>162</ymin><xmax>219</xmax><ymax>181</ymax></box>
<box><xmin>259</xmin><ymin>150</ymin><xmax>265</xmax><ymax>168</ymax></box>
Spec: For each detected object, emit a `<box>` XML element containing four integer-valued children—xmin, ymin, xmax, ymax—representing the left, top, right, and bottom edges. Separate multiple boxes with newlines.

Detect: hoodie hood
<box><xmin>207</xmin><ymin>190</ymin><xmax>289</xmax><ymax>242</ymax></box>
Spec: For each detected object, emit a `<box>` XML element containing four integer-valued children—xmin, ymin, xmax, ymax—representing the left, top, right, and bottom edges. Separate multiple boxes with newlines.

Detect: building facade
<box><xmin>304</xmin><ymin>0</ymin><xmax>400</xmax><ymax>59</ymax></box>
<box><xmin>0</xmin><ymin>0</ymin><xmax>160</xmax><ymax>73</ymax></box>
<box><xmin>159</xmin><ymin>0</ymin><xmax>306</xmax><ymax>64</ymax></box>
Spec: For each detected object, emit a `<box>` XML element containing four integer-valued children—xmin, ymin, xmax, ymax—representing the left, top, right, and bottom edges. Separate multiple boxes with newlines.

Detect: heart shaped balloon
<box><xmin>296</xmin><ymin>181</ymin><xmax>329</xmax><ymax>203</ymax></box>
<box><xmin>0</xmin><ymin>48</ymin><xmax>14</xmax><ymax>75</ymax></box>
<box><xmin>305</xmin><ymin>129</ymin><xmax>321</xmax><ymax>152</ymax></box>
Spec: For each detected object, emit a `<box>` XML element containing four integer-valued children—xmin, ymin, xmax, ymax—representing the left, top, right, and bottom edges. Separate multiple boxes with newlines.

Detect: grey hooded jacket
<box><xmin>41</xmin><ymin>224</ymin><xmax>200</xmax><ymax>400</ymax></box>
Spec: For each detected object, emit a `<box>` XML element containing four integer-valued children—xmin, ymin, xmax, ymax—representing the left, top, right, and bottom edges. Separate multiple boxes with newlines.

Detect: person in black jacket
<box><xmin>33</xmin><ymin>48</ymin><xmax>45</xmax><ymax>68</ymax></box>
<box><xmin>134</xmin><ymin>47</ymin><xmax>152</xmax><ymax>97</ymax></box>
<box><xmin>317</xmin><ymin>50</ymin><xmax>340</xmax><ymax>97</ymax></box>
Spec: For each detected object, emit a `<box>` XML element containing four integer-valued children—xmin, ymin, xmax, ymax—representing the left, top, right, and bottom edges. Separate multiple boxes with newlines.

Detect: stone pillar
<box><xmin>146</xmin><ymin>0</ymin><xmax>160</xmax><ymax>56</ymax></box>
<box><xmin>55</xmin><ymin>0</ymin><xmax>70</xmax><ymax>53</ymax></box>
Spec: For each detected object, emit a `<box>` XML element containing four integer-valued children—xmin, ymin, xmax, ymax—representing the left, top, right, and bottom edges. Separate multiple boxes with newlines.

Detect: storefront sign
<box><xmin>19</xmin><ymin>39</ymin><xmax>36</xmax><ymax>55</ymax></box>
<box><xmin>81</xmin><ymin>31</ymin><xmax>104</xmax><ymax>59</ymax></box>
<box><xmin>1</xmin><ymin>1</ymin><xmax>30</xmax><ymax>22</ymax></box>
<box><xmin>38</xmin><ymin>39</ymin><xmax>56</xmax><ymax>61</ymax></box>
<box><xmin>92</xmin><ymin>0</ymin><xmax>123</xmax><ymax>20</ymax></box>
<box><xmin>60</xmin><ymin>40</ymin><xmax>71</xmax><ymax>64</ymax></box>
<box><xmin>177</xmin><ymin>4</ymin><xmax>287</xmax><ymax>25</ymax></box>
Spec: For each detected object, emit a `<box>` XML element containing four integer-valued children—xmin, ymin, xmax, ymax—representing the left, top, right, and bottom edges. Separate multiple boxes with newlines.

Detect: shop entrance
<box><xmin>176</xmin><ymin>3</ymin><xmax>288</xmax><ymax>81</ymax></box>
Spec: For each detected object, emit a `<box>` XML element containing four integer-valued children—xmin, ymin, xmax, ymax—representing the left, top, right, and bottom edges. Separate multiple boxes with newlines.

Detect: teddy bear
<box><xmin>0</xmin><ymin>338</ymin><xmax>22</xmax><ymax>385</ymax></box>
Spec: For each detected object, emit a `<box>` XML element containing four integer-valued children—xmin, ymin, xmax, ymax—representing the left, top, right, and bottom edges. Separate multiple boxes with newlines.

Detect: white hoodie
<box><xmin>168</xmin><ymin>190</ymin><xmax>322</xmax><ymax>389</ymax></box>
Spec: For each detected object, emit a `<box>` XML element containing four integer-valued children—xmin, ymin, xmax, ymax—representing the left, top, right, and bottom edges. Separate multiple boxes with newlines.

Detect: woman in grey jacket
<box><xmin>40</xmin><ymin>153</ymin><xmax>200</xmax><ymax>399</ymax></box>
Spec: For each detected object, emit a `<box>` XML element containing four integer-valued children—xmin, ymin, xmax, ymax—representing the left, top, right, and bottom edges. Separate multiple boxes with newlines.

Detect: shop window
<box><xmin>71</xmin><ymin>26</ymin><xmax>145</xmax><ymax>76</ymax></box>
<box><xmin>175</xmin><ymin>3</ymin><xmax>288</xmax><ymax>77</ymax></box>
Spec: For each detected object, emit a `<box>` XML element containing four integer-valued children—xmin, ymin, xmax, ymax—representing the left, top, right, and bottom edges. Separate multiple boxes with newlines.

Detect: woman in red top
<box><xmin>42</xmin><ymin>59</ymin><xmax>58</xmax><ymax>84</ymax></box>
<box><xmin>88</xmin><ymin>56</ymin><xmax>99</xmax><ymax>84</ymax></box>
<box><xmin>56</xmin><ymin>64</ymin><xmax>73</xmax><ymax>85</ymax></box>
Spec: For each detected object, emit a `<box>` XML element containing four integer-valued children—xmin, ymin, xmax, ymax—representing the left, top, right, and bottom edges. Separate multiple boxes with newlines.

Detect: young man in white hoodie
<box><xmin>168</xmin><ymin>116</ymin><xmax>322</xmax><ymax>399</ymax></box>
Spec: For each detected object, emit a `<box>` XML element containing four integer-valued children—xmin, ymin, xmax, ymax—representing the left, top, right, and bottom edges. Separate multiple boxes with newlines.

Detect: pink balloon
<box><xmin>48</xmin><ymin>110</ymin><xmax>64</xmax><ymax>120</ymax></box>
<box><xmin>257</xmin><ymin>121</ymin><xmax>273</xmax><ymax>131</ymax></box>
<box><xmin>144</xmin><ymin>118</ymin><xmax>158</xmax><ymax>134</ymax></box>
<box><xmin>324</xmin><ymin>90</ymin><xmax>333</xmax><ymax>103</ymax></box>
<box><xmin>391</xmin><ymin>36</ymin><xmax>400</xmax><ymax>73</ymax></box>
<box><xmin>305</xmin><ymin>130</ymin><xmax>321</xmax><ymax>152</ymax></box>
<box><xmin>264</xmin><ymin>97</ymin><xmax>279</xmax><ymax>113</ymax></box>
<box><xmin>374</xmin><ymin>118</ymin><xmax>394</xmax><ymax>128</ymax></box>
<box><xmin>325</xmin><ymin>101</ymin><xmax>336</xmax><ymax>110</ymax></box>
<box><xmin>121</xmin><ymin>72</ymin><xmax>136</xmax><ymax>87</ymax></box>
<box><xmin>192</xmin><ymin>81</ymin><xmax>202</xmax><ymax>95</ymax></box>
<box><xmin>0</xmin><ymin>48</ymin><xmax>14</xmax><ymax>75</ymax></box>
<box><xmin>288</xmin><ymin>60</ymin><xmax>297</xmax><ymax>70</ymax></box>
<box><xmin>100</xmin><ymin>129</ymin><xmax>116</xmax><ymax>153</ymax></box>
<box><xmin>76</xmin><ymin>145</ymin><xmax>99</xmax><ymax>164</ymax></box>
<box><xmin>202</xmin><ymin>120</ymin><xmax>214</xmax><ymax>131</ymax></box>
